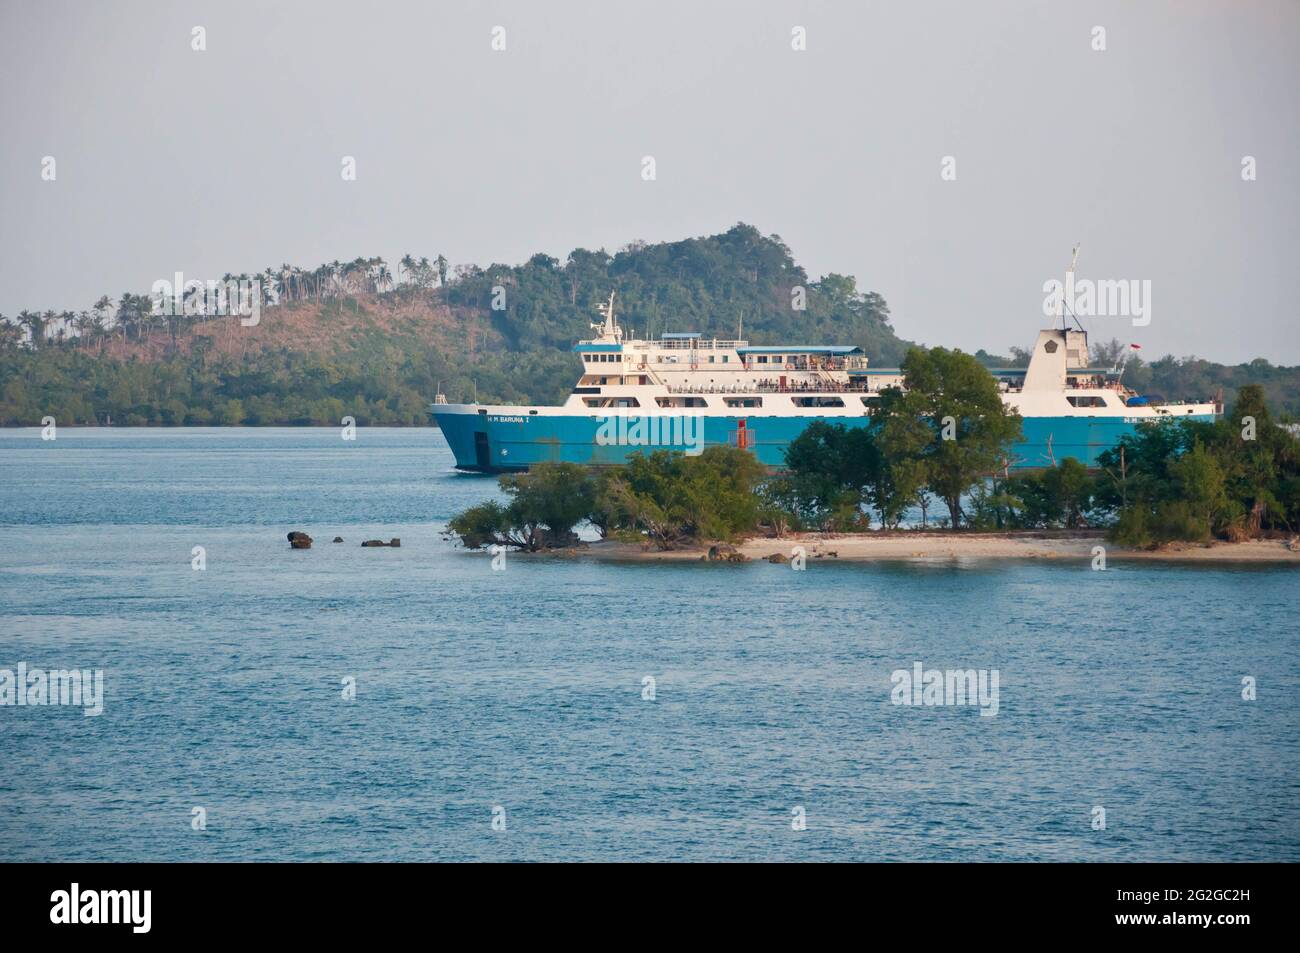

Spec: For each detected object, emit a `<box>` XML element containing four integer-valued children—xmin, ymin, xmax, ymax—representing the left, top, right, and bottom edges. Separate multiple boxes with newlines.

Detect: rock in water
<box><xmin>287</xmin><ymin>531</ymin><xmax>313</xmax><ymax>550</ymax></box>
<box><xmin>332</xmin><ymin>537</ymin><xmax>344</xmax><ymax>543</ymax></box>
<box><xmin>361</xmin><ymin>538</ymin><xmax>401</xmax><ymax>548</ymax></box>
<box><xmin>767</xmin><ymin>553</ymin><xmax>788</xmax><ymax>563</ymax></box>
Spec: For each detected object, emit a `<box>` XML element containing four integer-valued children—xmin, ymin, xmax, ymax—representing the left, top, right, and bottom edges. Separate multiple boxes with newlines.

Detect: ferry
<box><xmin>432</xmin><ymin>293</ymin><xmax>1219</xmax><ymax>473</ymax></box>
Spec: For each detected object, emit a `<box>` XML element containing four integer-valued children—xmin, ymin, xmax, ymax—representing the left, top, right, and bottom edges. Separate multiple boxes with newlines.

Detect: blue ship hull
<box><xmin>435</xmin><ymin>411</ymin><xmax>1217</xmax><ymax>473</ymax></box>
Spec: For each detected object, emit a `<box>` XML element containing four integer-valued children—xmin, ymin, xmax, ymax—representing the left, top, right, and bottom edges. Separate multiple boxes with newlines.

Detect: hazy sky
<box><xmin>2</xmin><ymin>0</ymin><xmax>1297</xmax><ymax>363</ymax></box>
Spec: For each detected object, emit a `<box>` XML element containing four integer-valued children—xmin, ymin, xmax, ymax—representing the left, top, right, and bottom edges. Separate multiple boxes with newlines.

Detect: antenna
<box><xmin>1059</xmin><ymin>244</ymin><xmax>1081</xmax><ymax>330</ymax></box>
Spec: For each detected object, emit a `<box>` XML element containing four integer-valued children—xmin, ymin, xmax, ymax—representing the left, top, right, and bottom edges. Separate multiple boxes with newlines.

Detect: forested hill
<box><xmin>447</xmin><ymin>224</ymin><xmax>905</xmax><ymax>362</ymax></box>
<box><xmin>0</xmin><ymin>224</ymin><xmax>909</xmax><ymax>426</ymax></box>
<box><xmin>2</xmin><ymin>223</ymin><xmax>1297</xmax><ymax>425</ymax></box>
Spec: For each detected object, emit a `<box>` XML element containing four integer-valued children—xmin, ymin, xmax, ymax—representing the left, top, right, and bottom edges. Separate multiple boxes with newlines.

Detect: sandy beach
<box><xmin>574</xmin><ymin>533</ymin><xmax>1300</xmax><ymax>564</ymax></box>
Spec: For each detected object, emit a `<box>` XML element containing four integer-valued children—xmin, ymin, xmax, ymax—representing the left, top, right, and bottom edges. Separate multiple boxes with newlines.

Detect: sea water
<box><xmin>1</xmin><ymin>428</ymin><xmax>1296</xmax><ymax>861</ymax></box>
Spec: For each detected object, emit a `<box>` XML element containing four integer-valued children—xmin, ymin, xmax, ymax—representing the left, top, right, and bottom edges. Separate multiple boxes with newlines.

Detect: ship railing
<box><xmin>655</xmin><ymin>338</ymin><xmax>747</xmax><ymax>350</ymax></box>
<box><xmin>665</xmin><ymin>381</ymin><xmax>877</xmax><ymax>395</ymax></box>
<box><xmin>741</xmin><ymin>357</ymin><xmax>861</xmax><ymax>372</ymax></box>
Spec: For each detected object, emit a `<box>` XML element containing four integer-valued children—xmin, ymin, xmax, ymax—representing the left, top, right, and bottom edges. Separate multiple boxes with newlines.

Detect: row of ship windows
<box><xmin>583</xmin><ymin>395</ymin><xmax>854</xmax><ymax>409</ymax></box>
<box><xmin>585</xmin><ymin>354</ymin><xmax>822</xmax><ymax>365</ymax></box>
<box><xmin>580</xmin><ymin>393</ymin><xmax>1121</xmax><ymax>410</ymax></box>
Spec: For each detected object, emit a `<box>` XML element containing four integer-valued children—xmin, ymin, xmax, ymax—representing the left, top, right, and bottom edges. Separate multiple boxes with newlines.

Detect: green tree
<box><xmin>869</xmin><ymin>388</ymin><xmax>933</xmax><ymax>528</ymax></box>
<box><xmin>592</xmin><ymin>446</ymin><xmax>767</xmax><ymax>548</ymax></box>
<box><xmin>778</xmin><ymin>421</ymin><xmax>876</xmax><ymax>530</ymax></box>
<box><xmin>448</xmin><ymin>463</ymin><xmax>596</xmax><ymax>551</ymax></box>
<box><xmin>897</xmin><ymin>347</ymin><xmax>1023</xmax><ymax>527</ymax></box>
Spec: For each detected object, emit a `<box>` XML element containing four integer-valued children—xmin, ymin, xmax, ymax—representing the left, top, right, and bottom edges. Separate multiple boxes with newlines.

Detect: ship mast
<box><xmin>1058</xmin><ymin>244</ymin><xmax>1086</xmax><ymax>332</ymax></box>
<box><xmin>592</xmin><ymin>291</ymin><xmax>622</xmax><ymax>342</ymax></box>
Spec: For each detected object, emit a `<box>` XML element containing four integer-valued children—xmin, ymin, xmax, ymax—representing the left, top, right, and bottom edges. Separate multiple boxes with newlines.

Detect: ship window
<box><xmin>722</xmin><ymin>355</ymin><xmax>729</xmax><ymax>363</ymax></box>
<box><xmin>725</xmin><ymin>397</ymin><xmax>762</xmax><ymax>408</ymax></box>
<box><xmin>757</xmin><ymin>356</ymin><xmax>767</xmax><ymax>364</ymax></box>
<box><xmin>708</xmin><ymin>356</ymin><xmax>715</xmax><ymax>363</ymax></box>
<box><xmin>1067</xmin><ymin>395</ymin><xmax>1107</xmax><ymax>408</ymax></box>
<box><xmin>792</xmin><ymin>396</ymin><xmax>845</xmax><ymax>408</ymax></box>
<box><xmin>585</xmin><ymin>397</ymin><xmax>642</xmax><ymax>408</ymax></box>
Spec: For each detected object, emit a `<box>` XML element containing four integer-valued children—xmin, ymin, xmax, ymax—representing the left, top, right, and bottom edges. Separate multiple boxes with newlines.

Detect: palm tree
<box><xmin>87</xmin><ymin>308</ymin><xmax>109</xmax><ymax>351</ymax></box>
<box><xmin>16</xmin><ymin>310</ymin><xmax>44</xmax><ymax>348</ymax></box>
<box><xmin>49</xmin><ymin>311</ymin><xmax>68</xmax><ymax>347</ymax></box>
<box><xmin>115</xmin><ymin>293</ymin><xmax>133</xmax><ymax>341</ymax></box>
<box><xmin>0</xmin><ymin>317</ymin><xmax>22</xmax><ymax>351</ymax></box>
<box><xmin>74</xmin><ymin>310</ymin><xmax>92</xmax><ymax>348</ymax></box>
<box><xmin>134</xmin><ymin>297</ymin><xmax>159</xmax><ymax>344</ymax></box>
<box><xmin>345</xmin><ymin>258</ymin><xmax>367</xmax><ymax>294</ymax></box>
<box><xmin>261</xmin><ymin>268</ymin><xmax>277</xmax><ymax>307</ymax></box>
<box><xmin>280</xmin><ymin>263</ymin><xmax>296</xmax><ymax>304</ymax></box>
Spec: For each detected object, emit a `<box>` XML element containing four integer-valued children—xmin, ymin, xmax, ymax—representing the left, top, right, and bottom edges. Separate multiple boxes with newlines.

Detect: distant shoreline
<box><xmin>558</xmin><ymin>533</ymin><xmax>1300</xmax><ymax>565</ymax></box>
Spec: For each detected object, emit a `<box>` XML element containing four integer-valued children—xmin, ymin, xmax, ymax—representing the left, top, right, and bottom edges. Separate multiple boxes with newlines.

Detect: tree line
<box><xmin>3</xmin><ymin>223</ymin><xmax>1298</xmax><ymax>424</ymax></box>
<box><xmin>0</xmin><ymin>255</ymin><xmax>454</xmax><ymax>353</ymax></box>
<box><xmin>0</xmin><ymin>339</ymin><xmax>576</xmax><ymax>427</ymax></box>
